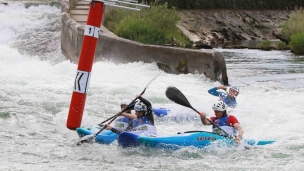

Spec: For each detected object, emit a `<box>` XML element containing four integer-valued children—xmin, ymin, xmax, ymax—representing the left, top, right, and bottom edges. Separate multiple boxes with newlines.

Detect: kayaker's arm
<box><xmin>208</xmin><ymin>86</ymin><xmax>227</xmax><ymax>96</ymax></box>
<box><xmin>198</xmin><ymin>112</ymin><xmax>212</xmax><ymax>125</ymax></box>
<box><xmin>137</xmin><ymin>95</ymin><xmax>154</xmax><ymax>125</ymax></box>
<box><xmin>233</xmin><ymin>123</ymin><xmax>244</xmax><ymax>143</ymax></box>
<box><xmin>110</xmin><ymin>127</ymin><xmax>122</xmax><ymax>134</ymax></box>
<box><xmin>137</xmin><ymin>95</ymin><xmax>152</xmax><ymax>108</ymax></box>
<box><xmin>105</xmin><ymin>124</ymin><xmax>123</xmax><ymax>134</ymax></box>
<box><xmin>120</xmin><ymin>112</ymin><xmax>136</xmax><ymax>120</ymax></box>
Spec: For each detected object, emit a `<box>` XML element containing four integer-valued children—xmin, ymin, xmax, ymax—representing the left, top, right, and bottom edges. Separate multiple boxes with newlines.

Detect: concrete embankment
<box><xmin>61</xmin><ymin>0</ymin><xmax>229</xmax><ymax>85</ymax></box>
<box><xmin>0</xmin><ymin>0</ymin><xmax>60</xmax><ymax>6</ymax></box>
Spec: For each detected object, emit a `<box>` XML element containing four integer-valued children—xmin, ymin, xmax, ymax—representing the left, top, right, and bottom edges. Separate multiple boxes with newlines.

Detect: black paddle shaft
<box><xmin>98</xmin><ymin>72</ymin><xmax>162</xmax><ymax>125</ymax></box>
<box><xmin>99</xmin><ymin>101</ymin><xmax>136</xmax><ymax>125</ymax></box>
<box><xmin>76</xmin><ymin>100</ymin><xmax>135</xmax><ymax>145</ymax></box>
<box><xmin>77</xmin><ymin>72</ymin><xmax>162</xmax><ymax>145</ymax></box>
<box><xmin>165</xmin><ymin>86</ymin><xmax>230</xmax><ymax>137</ymax></box>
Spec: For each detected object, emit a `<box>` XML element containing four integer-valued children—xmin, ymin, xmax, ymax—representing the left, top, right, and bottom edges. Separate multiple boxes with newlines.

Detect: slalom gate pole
<box><xmin>67</xmin><ymin>1</ymin><xmax>104</xmax><ymax>130</ymax></box>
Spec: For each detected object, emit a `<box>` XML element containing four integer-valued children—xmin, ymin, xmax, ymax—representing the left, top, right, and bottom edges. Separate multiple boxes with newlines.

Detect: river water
<box><xmin>1</xmin><ymin>3</ymin><xmax>304</xmax><ymax>171</ymax></box>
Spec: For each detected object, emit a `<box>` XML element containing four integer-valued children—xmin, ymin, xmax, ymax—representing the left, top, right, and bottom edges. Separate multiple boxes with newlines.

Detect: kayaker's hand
<box><xmin>198</xmin><ymin>112</ymin><xmax>206</xmax><ymax>119</ymax></box>
<box><xmin>217</xmin><ymin>85</ymin><xmax>227</xmax><ymax>91</ymax></box>
<box><xmin>234</xmin><ymin>135</ymin><xmax>242</xmax><ymax>144</ymax></box>
<box><xmin>105</xmin><ymin>124</ymin><xmax>112</xmax><ymax>130</ymax></box>
<box><xmin>233</xmin><ymin>124</ymin><xmax>243</xmax><ymax>144</ymax></box>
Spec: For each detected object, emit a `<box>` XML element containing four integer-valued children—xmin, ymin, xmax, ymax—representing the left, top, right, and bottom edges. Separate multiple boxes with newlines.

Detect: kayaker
<box><xmin>112</xmin><ymin>99</ymin><xmax>137</xmax><ymax>131</ymax></box>
<box><xmin>198</xmin><ymin>101</ymin><xmax>244</xmax><ymax>143</ymax></box>
<box><xmin>106</xmin><ymin>95</ymin><xmax>156</xmax><ymax>136</ymax></box>
<box><xmin>208</xmin><ymin>85</ymin><xmax>239</xmax><ymax>108</ymax></box>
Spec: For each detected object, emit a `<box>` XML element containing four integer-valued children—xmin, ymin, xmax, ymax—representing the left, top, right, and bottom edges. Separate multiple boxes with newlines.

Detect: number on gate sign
<box><xmin>74</xmin><ymin>70</ymin><xmax>91</xmax><ymax>94</ymax></box>
<box><xmin>84</xmin><ymin>25</ymin><xmax>100</xmax><ymax>38</ymax></box>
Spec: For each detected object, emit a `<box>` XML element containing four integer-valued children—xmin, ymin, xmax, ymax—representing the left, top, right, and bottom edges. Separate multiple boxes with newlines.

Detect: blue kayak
<box><xmin>75</xmin><ymin>106</ymin><xmax>167</xmax><ymax>144</ymax></box>
<box><xmin>76</xmin><ymin>125</ymin><xmax>118</xmax><ymax>144</ymax></box>
<box><xmin>117</xmin><ymin>132</ymin><xmax>141</xmax><ymax>148</ymax></box>
<box><xmin>118</xmin><ymin>131</ymin><xmax>275</xmax><ymax>149</ymax></box>
<box><xmin>152</xmin><ymin>107</ymin><xmax>170</xmax><ymax>117</ymax></box>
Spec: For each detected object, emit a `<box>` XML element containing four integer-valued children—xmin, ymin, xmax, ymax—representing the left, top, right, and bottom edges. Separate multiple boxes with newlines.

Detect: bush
<box><xmin>259</xmin><ymin>40</ymin><xmax>271</xmax><ymax>50</ymax></box>
<box><xmin>289</xmin><ymin>30</ymin><xmax>304</xmax><ymax>55</ymax></box>
<box><xmin>103</xmin><ymin>8</ymin><xmax>133</xmax><ymax>32</ymax></box>
<box><xmin>276</xmin><ymin>41</ymin><xmax>289</xmax><ymax>50</ymax></box>
<box><xmin>280</xmin><ymin>6</ymin><xmax>304</xmax><ymax>42</ymax></box>
<box><xmin>104</xmin><ymin>3</ymin><xmax>192</xmax><ymax>47</ymax></box>
<box><xmin>147</xmin><ymin>0</ymin><xmax>304</xmax><ymax>9</ymax></box>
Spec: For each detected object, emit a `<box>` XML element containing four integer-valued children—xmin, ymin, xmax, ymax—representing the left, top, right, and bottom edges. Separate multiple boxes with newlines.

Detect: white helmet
<box><xmin>229</xmin><ymin>85</ymin><xmax>239</xmax><ymax>96</ymax></box>
<box><xmin>212</xmin><ymin>101</ymin><xmax>227</xmax><ymax>112</ymax></box>
<box><xmin>134</xmin><ymin>101</ymin><xmax>147</xmax><ymax>112</ymax></box>
<box><xmin>120</xmin><ymin>99</ymin><xmax>131</xmax><ymax>106</ymax></box>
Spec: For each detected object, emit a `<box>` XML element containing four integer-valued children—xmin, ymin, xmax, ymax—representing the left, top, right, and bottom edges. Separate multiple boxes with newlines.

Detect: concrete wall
<box><xmin>61</xmin><ymin>0</ymin><xmax>229</xmax><ymax>85</ymax></box>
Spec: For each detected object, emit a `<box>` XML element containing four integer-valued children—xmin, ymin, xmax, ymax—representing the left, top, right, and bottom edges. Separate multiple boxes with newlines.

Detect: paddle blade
<box><xmin>165</xmin><ymin>86</ymin><xmax>193</xmax><ymax>109</ymax></box>
<box><xmin>76</xmin><ymin>134</ymin><xmax>95</xmax><ymax>146</ymax></box>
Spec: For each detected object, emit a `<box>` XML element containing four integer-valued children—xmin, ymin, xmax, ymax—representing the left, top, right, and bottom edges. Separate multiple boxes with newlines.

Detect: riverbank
<box><xmin>177</xmin><ymin>9</ymin><xmax>292</xmax><ymax>49</ymax></box>
<box><xmin>2</xmin><ymin>0</ymin><xmax>293</xmax><ymax>49</ymax></box>
<box><xmin>61</xmin><ymin>0</ymin><xmax>229</xmax><ymax>84</ymax></box>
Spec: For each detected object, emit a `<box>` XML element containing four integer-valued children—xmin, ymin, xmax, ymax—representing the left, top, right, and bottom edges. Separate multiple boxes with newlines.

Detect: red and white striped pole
<box><xmin>67</xmin><ymin>1</ymin><xmax>104</xmax><ymax>130</ymax></box>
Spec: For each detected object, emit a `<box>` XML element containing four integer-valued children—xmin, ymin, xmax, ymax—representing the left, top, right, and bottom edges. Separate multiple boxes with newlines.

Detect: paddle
<box><xmin>165</xmin><ymin>86</ymin><xmax>230</xmax><ymax>137</ymax></box>
<box><xmin>98</xmin><ymin>100</ymin><xmax>136</xmax><ymax>126</ymax></box>
<box><xmin>76</xmin><ymin>72</ymin><xmax>162</xmax><ymax>145</ymax></box>
<box><xmin>76</xmin><ymin>103</ymin><xmax>133</xmax><ymax>145</ymax></box>
<box><xmin>97</xmin><ymin>72</ymin><xmax>162</xmax><ymax>126</ymax></box>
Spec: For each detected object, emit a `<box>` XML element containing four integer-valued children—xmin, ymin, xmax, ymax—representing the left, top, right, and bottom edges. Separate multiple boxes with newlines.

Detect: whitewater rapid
<box><xmin>0</xmin><ymin>2</ymin><xmax>304</xmax><ymax>171</ymax></box>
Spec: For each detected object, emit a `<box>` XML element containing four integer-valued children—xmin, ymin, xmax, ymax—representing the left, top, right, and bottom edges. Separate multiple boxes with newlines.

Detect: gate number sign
<box><xmin>84</xmin><ymin>25</ymin><xmax>100</xmax><ymax>38</ymax></box>
<box><xmin>74</xmin><ymin>70</ymin><xmax>91</xmax><ymax>94</ymax></box>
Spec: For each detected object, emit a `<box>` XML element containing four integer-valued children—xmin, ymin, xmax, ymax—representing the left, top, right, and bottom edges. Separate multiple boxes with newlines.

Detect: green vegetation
<box><xmin>103</xmin><ymin>3</ymin><xmax>192</xmax><ymax>47</ymax></box>
<box><xmin>281</xmin><ymin>7</ymin><xmax>304</xmax><ymax>42</ymax></box>
<box><xmin>276</xmin><ymin>41</ymin><xmax>289</xmax><ymax>50</ymax></box>
<box><xmin>289</xmin><ymin>30</ymin><xmax>304</xmax><ymax>54</ymax></box>
<box><xmin>147</xmin><ymin>0</ymin><xmax>304</xmax><ymax>10</ymax></box>
<box><xmin>280</xmin><ymin>7</ymin><xmax>304</xmax><ymax>55</ymax></box>
<box><xmin>259</xmin><ymin>40</ymin><xmax>271</xmax><ymax>51</ymax></box>
<box><xmin>259</xmin><ymin>40</ymin><xmax>290</xmax><ymax>51</ymax></box>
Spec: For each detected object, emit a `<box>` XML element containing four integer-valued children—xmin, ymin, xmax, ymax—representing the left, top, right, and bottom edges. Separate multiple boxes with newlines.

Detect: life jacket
<box><xmin>212</xmin><ymin>115</ymin><xmax>237</xmax><ymax>137</ymax></box>
<box><xmin>208</xmin><ymin>87</ymin><xmax>237</xmax><ymax>108</ymax></box>
<box><xmin>130</xmin><ymin>116</ymin><xmax>156</xmax><ymax>136</ymax></box>
<box><xmin>113</xmin><ymin>117</ymin><xmax>131</xmax><ymax>131</ymax></box>
<box><xmin>220</xmin><ymin>93</ymin><xmax>237</xmax><ymax>108</ymax></box>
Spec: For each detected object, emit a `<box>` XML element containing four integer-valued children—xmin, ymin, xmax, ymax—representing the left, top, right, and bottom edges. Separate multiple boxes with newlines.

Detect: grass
<box><xmin>289</xmin><ymin>30</ymin><xmax>304</xmax><ymax>55</ymax></box>
<box><xmin>280</xmin><ymin>7</ymin><xmax>304</xmax><ymax>42</ymax></box>
<box><xmin>103</xmin><ymin>2</ymin><xmax>192</xmax><ymax>48</ymax></box>
<box><xmin>259</xmin><ymin>40</ymin><xmax>271</xmax><ymax>50</ymax></box>
<box><xmin>276</xmin><ymin>41</ymin><xmax>289</xmax><ymax>50</ymax></box>
<box><xmin>280</xmin><ymin>6</ymin><xmax>304</xmax><ymax>55</ymax></box>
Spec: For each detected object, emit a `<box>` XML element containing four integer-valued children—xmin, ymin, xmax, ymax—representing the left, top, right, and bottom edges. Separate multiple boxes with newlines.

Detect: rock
<box><xmin>272</xmin><ymin>29</ymin><xmax>289</xmax><ymax>44</ymax></box>
<box><xmin>177</xmin><ymin>9</ymin><xmax>292</xmax><ymax>48</ymax></box>
<box><xmin>193</xmin><ymin>41</ymin><xmax>213</xmax><ymax>49</ymax></box>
